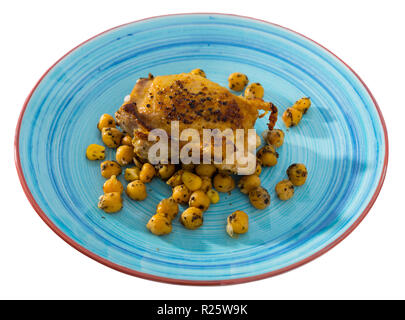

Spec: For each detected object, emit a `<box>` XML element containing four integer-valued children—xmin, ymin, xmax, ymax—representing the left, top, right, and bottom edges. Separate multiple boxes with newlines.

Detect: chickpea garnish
<box><xmin>116</xmin><ymin>145</ymin><xmax>134</xmax><ymax>166</ymax></box>
<box><xmin>100</xmin><ymin>161</ymin><xmax>122</xmax><ymax>179</ymax></box>
<box><xmin>101</xmin><ymin>127</ymin><xmax>124</xmax><ymax>148</ymax></box>
<box><xmin>180</xmin><ymin>207</ymin><xmax>204</xmax><ymax>230</ymax></box>
<box><xmin>126</xmin><ymin>180</ymin><xmax>147</xmax><ymax>201</ymax></box>
<box><xmin>98</xmin><ymin>192</ymin><xmax>122</xmax><ymax>213</ymax></box>
<box><xmin>103</xmin><ymin>175</ymin><xmax>123</xmax><ymax>194</ymax></box>
<box><xmin>139</xmin><ymin>163</ymin><xmax>156</xmax><ymax>183</ymax></box>
<box><xmin>228</xmin><ymin>72</ymin><xmax>249</xmax><ymax>91</ymax></box>
<box><xmin>86</xmin><ymin>144</ymin><xmax>105</xmax><ymax>160</ymax></box>
<box><xmin>146</xmin><ymin>214</ymin><xmax>172</xmax><ymax>236</ymax></box>
<box><xmin>226</xmin><ymin>210</ymin><xmax>249</xmax><ymax>237</ymax></box>
<box><xmin>97</xmin><ymin>114</ymin><xmax>116</xmax><ymax>131</ymax></box>
<box><xmin>213</xmin><ymin>173</ymin><xmax>235</xmax><ymax>193</ymax></box>
<box><xmin>287</xmin><ymin>163</ymin><xmax>308</xmax><ymax>186</ymax></box>
<box><xmin>189</xmin><ymin>190</ymin><xmax>210</xmax><ymax>212</ymax></box>
<box><xmin>275</xmin><ymin>179</ymin><xmax>294</xmax><ymax>200</ymax></box>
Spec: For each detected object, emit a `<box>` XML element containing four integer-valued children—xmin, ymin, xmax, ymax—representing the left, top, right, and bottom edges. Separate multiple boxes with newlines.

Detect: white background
<box><xmin>1</xmin><ymin>0</ymin><xmax>403</xmax><ymax>300</ymax></box>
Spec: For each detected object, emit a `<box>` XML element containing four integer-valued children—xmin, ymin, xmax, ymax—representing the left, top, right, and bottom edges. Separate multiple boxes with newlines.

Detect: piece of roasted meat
<box><xmin>115</xmin><ymin>73</ymin><xmax>277</xmax><ymax>173</ymax></box>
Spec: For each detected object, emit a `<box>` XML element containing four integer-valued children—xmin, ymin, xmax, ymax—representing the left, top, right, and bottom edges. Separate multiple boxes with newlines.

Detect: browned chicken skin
<box><xmin>115</xmin><ymin>73</ymin><xmax>277</xmax><ymax>169</ymax></box>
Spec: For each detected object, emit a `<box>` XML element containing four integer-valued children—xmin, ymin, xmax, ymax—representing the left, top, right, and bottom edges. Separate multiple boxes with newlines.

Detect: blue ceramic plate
<box><xmin>15</xmin><ymin>14</ymin><xmax>388</xmax><ymax>285</ymax></box>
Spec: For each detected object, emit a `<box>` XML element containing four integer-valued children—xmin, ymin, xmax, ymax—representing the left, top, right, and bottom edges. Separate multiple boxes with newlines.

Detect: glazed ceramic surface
<box><xmin>15</xmin><ymin>14</ymin><xmax>387</xmax><ymax>284</ymax></box>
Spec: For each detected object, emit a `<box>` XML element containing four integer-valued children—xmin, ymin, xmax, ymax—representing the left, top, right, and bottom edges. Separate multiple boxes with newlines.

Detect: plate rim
<box><xmin>14</xmin><ymin>12</ymin><xmax>389</xmax><ymax>286</ymax></box>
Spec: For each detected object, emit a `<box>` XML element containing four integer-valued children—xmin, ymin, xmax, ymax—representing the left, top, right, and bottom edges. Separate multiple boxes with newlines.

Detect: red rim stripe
<box><xmin>14</xmin><ymin>13</ymin><xmax>389</xmax><ymax>286</ymax></box>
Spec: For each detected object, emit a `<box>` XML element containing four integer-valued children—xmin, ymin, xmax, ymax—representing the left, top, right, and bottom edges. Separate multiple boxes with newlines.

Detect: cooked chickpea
<box><xmin>98</xmin><ymin>192</ymin><xmax>122</xmax><ymax>213</ymax></box>
<box><xmin>237</xmin><ymin>174</ymin><xmax>261</xmax><ymax>194</ymax></box>
<box><xmin>244</xmin><ymin>82</ymin><xmax>264</xmax><ymax>99</ymax></box>
<box><xmin>249</xmin><ymin>186</ymin><xmax>271</xmax><ymax>210</ymax></box>
<box><xmin>166</xmin><ymin>170</ymin><xmax>185</xmax><ymax>188</ymax></box>
<box><xmin>181</xmin><ymin>171</ymin><xmax>202</xmax><ymax>191</ymax></box>
<box><xmin>181</xmin><ymin>163</ymin><xmax>195</xmax><ymax>171</ymax></box>
<box><xmin>132</xmin><ymin>155</ymin><xmax>144</xmax><ymax>169</ymax></box>
<box><xmin>266</xmin><ymin>129</ymin><xmax>285</xmax><ymax>148</ymax></box>
<box><xmin>121</xmin><ymin>134</ymin><xmax>132</xmax><ymax>146</ymax></box>
<box><xmin>180</xmin><ymin>207</ymin><xmax>204</xmax><ymax>230</ymax></box>
<box><xmin>200</xmin><ymin>176</ymin><xmax>212</xmax><ymax>193</ymax></box>
<box><xmin>189</xmin><ymin>190</ymin><xmax>210</xmax><ymax>212</ymax></box>
<box><xmin>195</xmin><ymin>164</ymin><xmax>217</xmax><ymax>177</ymax></box>
<box><xmin>213</xmin><ymin>173</ymin><xmax>235</xmax><ymax>193</ymax></box>
<box><xmin>86</xmin><ymin>144</ymin><xmax>105</xmax><ymax>160</ymax></box>
<box><xmin>116</xmin><ymin>145</ymin><xmax>134</xmax><ymax>166</ymax></box>
<box><xmin>257</xmin><ymin>145</ymin><xmax>278</xmax><ymax>167</ymax></box>
<box><xmin>287</xmin><ymin>163</ymin><xmax>308</xmax><ymax>186</ymax></box>
<box><xmin>146</xmin><ymin>214</ymin><xmax>172</xmax><ymax>236</ymax></box>
<box><xmin>207</xmin><ymin>189</ymin><xmax>220</xmax><ymax>204</ymax></box>
<box><xmin>156</xmin><ymin>197</ymin><xmax>179</xmax><ymax>221</ymax></box>
<box><xmin>228</xmin><ymin>72</ymin><xmax>249</xmax><ymax>91</ymax></box>
<box><xmin>275</xmin><ymin>179</ymin><xmax>294</xmax><ymax>200</ymax></box>
<box><xmin>101</xmin><ymin>127</ymin><xmax>124</xmax><ymax>148</ymax></box>
<box><xmin>172</xmin><ymin>184</ymin><xmax>191</xmax><ymax>204</ymax></box>
<box><xmin>97</xmin><ymin>114</ymin><xmax>116</xmax><ymax>131</ymax></box>
<box><xmin>156</xmin><ymin>164</ymin><xmax>176</xmax><ymax>180</ymax></box>
<box><xmin>126</xmin><ymin>180</ymin><xmax>147</xmax><ymax>201</ymax></box>
<box><xmin>100</xmin><ymin>161</ymin><xmax>122</xmax><ymax>178</ymax></box>
<box><xmin>139</xmin><ymin>163</ymin><xmax>156</xmax><ymax>183</ymax></box>
<box><xmin>292</xmin><ymin>97</ymin><xmax>311</xmax><ymax>114</ymax></box>
<box><xmin>282</xmin><ymin>107</ymin><xmax>303</xmax><ymax>128</ymax></box>
<box><xmin>190</xmin><ymin>68</ymin><xmax>206</xmax><ymax>78</ymax></box>
<box><xmin>103</xmin><ymin>175</ymin><xmax>123</xmax><ymax>194</ymax></box>
<box><xmin>124</xmin><ymin>167</ymin><xmax>140</xmax><ymax>181</ymax></box>
<box><xmin>226</xmin><ymin>210</ymin><xmax>248</xmax><ymax>237</ymax></box>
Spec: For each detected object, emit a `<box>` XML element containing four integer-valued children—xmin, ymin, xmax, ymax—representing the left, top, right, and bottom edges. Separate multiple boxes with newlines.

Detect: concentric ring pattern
<box><xmin>16</xmin><ymin>14</ymin><xmax>387</xmax><ymax>284</ymax></box>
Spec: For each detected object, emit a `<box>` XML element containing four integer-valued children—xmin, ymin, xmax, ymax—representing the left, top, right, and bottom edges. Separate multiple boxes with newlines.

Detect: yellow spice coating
<box><xmin>213</xmin><ymin>173</ymin><xmax>235</xmax><ymax>193</ymax></box>
<box><xmin>286</xmin><ymin>163</ymin><xmax>308</xmax><ymax>186</ymax></box>
<box><xmin>257</xmin><ymin>145</ymin><xmax>278</xmax><ymax>167</ymax></box>
<box><xmin>172</xmin><ymin>184</ymin><xmax>191</xmax><ymax>204</ymax></box>
<box><xmin>292</xmin><ymin>97</ymin><xmax>311</xmax><ymax>114</ymax></box>
<box><xmin>249</xmin><ymin>186</ymin><xmax>271</xmax><ymax>210</ymax></box>
<box><xmin>206</xmin><ymin>189</ymin><xmax>220</xmax><ymax>204</ymax></box>
<box><xmin>195</xmin><ymin>164</ymin><xmax>217</xmax><ymax>177</ymax></box>
<box><xmin>266</xmin><ymin>129</ymin><xmax>285</xmax><ymax>148</ymax></box>
<box><xmin>282</xmin><ymin>107</ymin><xmax>303</xmax><ymax>128</ymax></box>
<box><xmin>180</xmin><ymin>207</ymin><xmax>204</xmax><ymax>230</ymax></box>
<box><xmin>228</xmin><ymin>72</ymin><xmax>249</xmax><ymax>91</ymax></box>
<box><xmin>146</xmin><ymin>214</ymin><xmax>172</xmax><ymax>235</ymax></box>
<box><xmin>98</xmin><ymin>192</ymin><xmax>122</xmax><ymax>213</ymax></box>
<box><xmin>189</xmin><ymin>190</ymin><xmax>210</xmax><ymax>212</ymax></box>
<box><xmin>275</xmin><ymin>179</ymin><xmax>294</xmax><ymax>200</ymax></box>
<box><xmin>100</xmin><ymin>160</ymin><xmax>122</xmax><ymax>179</ymax></box>
<box><xmin>116</xmin><ymin>145</ymin><xmax>134</xmax><ymax>166</ymax></box>
<box><xmin>126</xmin><ymin>180</ymin><xmax>147</xmax><ymax>200</ymax></box>
<box><xmin>156</xmin><ymin>197</ymin><xmax>179</xmax><ymax>221</ymax></box>
<box><xmin>140</xmin><ymin>163</ymin><xmax>156</xmax><ymax>183</ymax></box>
<box><xmin>124</xmin><ymin>167</ymin><xmax>141</xmax><ymax>181</ymax></box>
<box><xmin>237</xmin><ymin>174</ymin><xmax>261</xmax><ymax>194</ymax></box>
<box><xmin>101</xmin><ymin>127</ymin><xmax>124</xmax><ymax>148</ymax></box>
<box><xmin>97</xmin><ymin>114</ymin><xmax>116</xmax><ymax>131</ymax></box>
<box><xmin>121</xmin><ymin>134</ymin><xmax>132</xmax><ymax>146</ymax></box>
<box><xmin>226</xmin><ymin>210</ymin><xmax>249</xmax><ymax>237</ymax></box>
<box><xmin>244</xmin><ymin>82</ymin><xmax>264</xmax><ymax>99</ymax></box>
<box><xmin>166</xmin><ymin>170</ymin><xmax>185</xmax><ymax>188</ymax></box>
<box><xmin>103</xmin><ymin>175</ymin><xmax>123</xmax><ymax>194</ymax></box>
<box><xmin>86</xmin><ymin>144</ymin><xmax>106</xmax><ymax>160</ymax></box>
<box><xmin>156</xmin><ymin>164</ymin><xmax>176</xmax><ymax>180</ymax></box>
<box><xmin>181</xmin><ymin>171</ymin><xmax>202</xmax><ymax>191</ymax></box>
